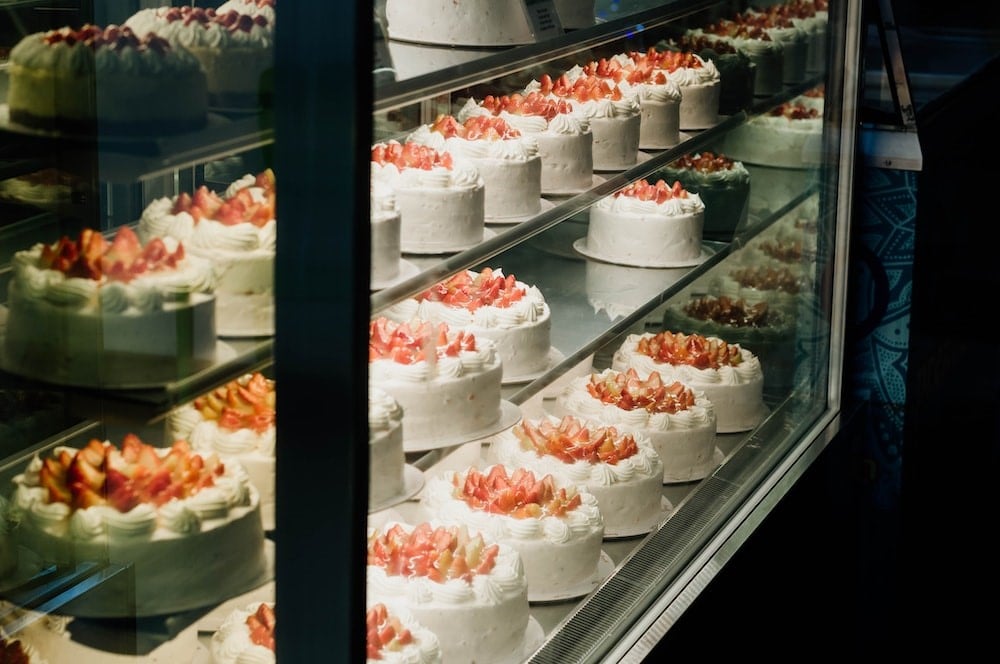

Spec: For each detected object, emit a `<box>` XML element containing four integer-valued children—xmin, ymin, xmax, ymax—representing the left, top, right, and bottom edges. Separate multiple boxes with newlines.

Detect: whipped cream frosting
<box><xmin>661</xmin><ymin>158</ymin><xmax>751</xmax><ymax>187</ymax></box>
<box><xmin>211</xmin><ymin>602</ymin><xmax>276</xmax><ymax>664</ymax></box>
<box><xmin>593</xmin><ymin>189</ymin><xmax>705</xmax><ymax>217</ymax></box>
<box><xmin>557</xmin><ymin>369</ymin><xmax>716</xmax><ymax>432</ymax></box>
<box><xmin>365</xmin><ymin>603</ymin><xmax>443</xmax><ymax>664</ymax></box>
<box><xmin>407</xmin><ymin>125</ymin><xmax>540</xmax><ymax>163</ymax></box>
<box><xmin>369</xmin><ymin>387</ymin><xmax>404</xmax><ymax>438</ymax></box>
<box><xmin>11</xmin><ymin>240</ymin><xmax>215</xmax><ymax>315</ymax></box>
<box><xmin>369</xmin><ymin>335</ymin><xmax>498</xmax><ymax>383</ymax></box>
<box><xmin>492</xmin><ymin>415</ymin><xmax>662</xmax><ymax>487</ymax></box>
<box><xmin>10</xmin><ymin>28</ymin><xmax>203</xmax><ymax>76</ymax></box>
<box><xmin>615</xmin><ymin>334</ymin><xmax>763</xmax><ymax>387</ymax></box>
<box><xmin>423</xmin><ymin>466</ymin><xmax>604</xmax><ymax>545</ymax></box>
<box><xmin>366</xmin><ymin>522</ymin><xmax>526</xmax><ymax>606</ymax></box>
<box><xmin>12</xmin><ymin>449</ymin><xmax>252</xmax><ymax>542</ymax></box>
<box><xmin>456</xmin><ymin>97</ymin><xmax>592</xmax><ymax>137</ymax></box>
<box><xmin>370</xmin><ymin>160</ymin><xmax>483</xmax><ymax>192</ymax></box>
<box><xmin>125</xmin><ymin>9</ymin><xmax>274</xmax><ymax>49</ymax></box>
<box><xmin>531</xmin><ymin>71</ymin><xmax>643</xmax><ymax>120</ymax></box>
<box><xmin>384</xmin><ymin>269</ymin><xmax>547</xmax><ymax>332</ymax></box>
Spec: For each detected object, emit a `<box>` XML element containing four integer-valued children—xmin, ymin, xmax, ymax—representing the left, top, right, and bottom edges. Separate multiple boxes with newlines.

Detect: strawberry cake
<box><xmin>457</xmin><ymin>92</ymin><xmax>595</xmax><ymax>195</ymax></box>
<box><xmin>571</xmin><ymin>56</ymin><xmax>682</xmax><ymax>150</ymax></box>
<box><xmin>688</xmin><ymin>20</ymin><xmax>785</xmax><ymax>98</ymax></box>
<box><xmin>582</xmin><ymin>179</ymin><xmax>705</xmax><ymax>267</ymax></box>
<box><xmin>370</xmin><ymin>141</ymin><xmax>486</xmax><ymax>254</ymax></box>
<box><xmin>656</xmin><ymin>151</ymin><xmax>751</xmax><ymax>239</ymax></box>
<box><xmin>421</xmin><ymin>464</ymin><xmax>604</xmax><ymax>598</ymax></box>
<box><xmin>734</xmin><ymin>8</ymin><xmax>809</xmax><ymax>85</ymax></box>
<box><xmin>125</xmin><ymin>5</ymin><xmax>274</xmax><ymax>107</ymax></box>
<box><xmin>407</xmin><ymin>115</ymin><xmax>542</xmax><ymax>222</ymax></box>
<box><xmin>662</xmin><ymin>35</ymin><xmax>756</xmax><ymax>115</ymax></box>
<box><xmin>552</xmin><ymin>368</ymin><xmax>718</xmax><ymax>483</ymax></box>
<box><xmin>2</xmin><ymin>226</ymin><xmax>217</xmax><ymax>387</ymax></box>
<box><xmin>368</xmin><ymin>387</ymin><xmax>407</xmax><ymax>510</ymax></box>
<box><xmin>366</xmin><ymin>602</ymin><xmax>443</xmax><ymax>664</ymax></box>
<box><xmin>715</xmin><ymin>264</ymin><xmax>808</xmax><ymax>312</ymax></box>
<box><xmin>526</xmin><ymin>73</ymin><xmax>642</xmax><ymax>171</ymax></box>
<box><xmin>210</xmin><ymin>601</ymin><xmax>275</xmax><ymax>664</ymax></box>
<box><xmin>626</xmin><ymin>48</ymin><xmax>722</xmax><ymax>130</ymax></box>
<box><xmin>720</xmin><ymin>99</ymin><xmax>823</xmax><ymax>169</ymax></box>
<box><xmin>612</xmin><ymin>330</ymin><xmax>766</xmax><ymax>433</ymax></box>
<box><xmin>489</xmin><ymin>415</ymin><xmax>665</xmax><ymax>536</ymax></box>
<box><xmin>367</xmin><ymin>521</ymin><xmax>529</xmax><ymax>663</ymax></box>
<box><xmin>218</xmin><ymin>0</ymin><xmax>277</xmax><ymax>23</ymax></box>
<box><xmin>382</xmin><ymin>267</ymin><xmax>551</xmax><ymax>381</ymax></box>
<box><xmin>138</xmin><ymin>169</ymin><xmax>276</xmax><ymax>337</ymax></box>
<box><xmin>170</xmin><ymin>372</ymin><xmax>277</xmax><ymax>530</ymax></box>
<box><xmin>6</xmin><ymin>24</ymin><xmax>207</xmax><ymax>133</ymax></box>
<box><xmin>9</xmin><ymin>434</ymin><xmax>269</xmax><ymax>617</ymax></box>
<box><xmin>370</xmin><ymin>181</ymin><xmax>403</xmax><ymax>288</ymax></box>
<box><xmin>368</xmin><ymin>317</ymin><xmax>503</xmax><ymax>445</ymax></box>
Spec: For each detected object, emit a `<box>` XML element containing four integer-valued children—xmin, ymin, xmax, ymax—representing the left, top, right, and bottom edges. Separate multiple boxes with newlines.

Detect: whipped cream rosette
<box><xmin>625</xmin><ymin>48</ymin><xmax>722</xmax><ymax>130</ymax></box>
<box><xmin>365</xmin><ymin>602</ymin><xmax>443</xmax><ymax>664</ymax></box>
<box><xmin>688</xmin><ymin>20</ymin><xmax>786</xmax><ymax>97</ymax></box>
<box><xmin>211</xmin><ymin>601</ymin><xmax>276</xmax><ymax>664</ymax></box>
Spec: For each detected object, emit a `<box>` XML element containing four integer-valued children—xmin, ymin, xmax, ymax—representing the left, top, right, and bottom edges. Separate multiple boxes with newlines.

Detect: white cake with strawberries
<box><xmin>9</xmin><ymin>434</ymin><xmax>269</xmax><ymax>617</ymax></box>
<box><xmin>2</xmin><ymin>226</ymin><xmax>217</xmax><ymax>387</ymax></box>
<box><xmin>553</xmin><ymin>368</ymin><xmax>718</xmax><ymax>483</ymax></box>
<box><xmin>170</xmin><ymin>372</ymin><xmax>276</xmax><ymax>530</ymax></box>
<box><xmin>407</xmin><ymin>114</ymin><xmax>542</xmax><ymax>222</ymax></box>
<box><xmin>490</xmin><ymin>415</ymin><xmax>665</xmax><ymax>536</ymax></box>
<box><xmin>421</xmin><ymin>464</ymin><xmax>604</xmax><ymax>599</ymax></box>
<box><xmin>612</xmin><ymin>330</ymin><xmax>766</xmax><ymax>433</ymax></box>
<box><xmin>382</xmin><ymin>267</ymin><xmax>551</xmax><ymax>381</ymax></box>
<box><xmin>583</xmin><ymin>179</ymin><xmax>705</xmax><ymax>267</ymax></box>
<box><xmin>365</xmin><ymin>602</ymin><xmax>443</xmax><ymax>664</ymax></box>
<box><xmin>367</xmin><ymin>521</ymin><xmax>529</xmax><ymax>663</ymax></box>
<box><xmin>138</xmin><ymin>169</ymin><xmax>276</xmax><ymax>336</ymax></box>
<box><xmin>368</xmin><ymin>387</ymin><xmax>407</xmax><ymax>509</ymax></box>
<box><xmin>457</xmin><ymin>92</ymin><xmax>594</xmax><ymax>195</ymax></box>
<box><xmin>371</xmin><ymin>141</ymin><xmax>486</xmax><ymax>254</ymax></box>
<box><xmin>210</xmin><ymin>601</ymin><xmax>275</xmax><ymax>664</ymax></box>
<box><xmin>368</xmin><ymin>317</ymin><xmax>503</xmax><ymax>445</ymax></box>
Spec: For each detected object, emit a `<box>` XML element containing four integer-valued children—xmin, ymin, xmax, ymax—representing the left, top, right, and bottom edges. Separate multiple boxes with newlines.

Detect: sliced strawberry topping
<box><xmin>368</xmin><ymin>317</ymin><xmax>477</xmax><ymax>365</ymax></box>
<box><xmin>194</xmin><ymin>372</ymin><xmax>275</xmax><ymax>433</ymax></box>
<box><xmin>613</xmin><ymin>178</ymin><xmax>689</xmax><ymax>203</ymax></box>
<box><xmin>454</xmin><ymin>466</ymin><xmax>582</xmax><ymax>518</ymax></box>
<box><xmin>371</xmin><ymin>140</ymin><xmax>453</xmax><ymax>171</ymax></box>
<box><xmin>514</xmin><ymin>415</ymin><xmax>640</xmax><ymax>465</ymax></box>
<box><xmin>478</xmin><ymin>91</ymin><xmax>575</xmax><ymax>121</ymax></box>
<box><xmin>245</xmin><ymin>603</ymin><xmax>276</xmax><ymax>651</ymax></box>
<box><xmin>586</xmin><ymin>368</ymin><xmax>698</xmax><ymax>413</ymax></box>
<box><xmin>367</xmin><ymin>523</ymin><xmax>499</xmax><ymax>583</ymax></box>
<box><xmin>635</xmin><ymin>331</ymin><xmax>743</xmax><ymax>369</ymax></box>
<box><xmin>429</xmin><ymin>114</ymin><xmax>521</xmax><ymax>140</ymax></box>
<box><xmin>366</xmin><ymin>603</ymin><xmax>415</xmax><ymax>660</ymax></box>
<box><xmin>416</xmin><ymin>267</ymin><xmax>526</xmax><ymax>312</ymax></box>
<box><xmin>38</xmin><ymin>226</ymin><xmax>185</xmax><ymax>283</ymax></box>
<box><xmin>668</xmin><ymin>151</ymin><xmax>737</xmax><ymax>173</ymax></box>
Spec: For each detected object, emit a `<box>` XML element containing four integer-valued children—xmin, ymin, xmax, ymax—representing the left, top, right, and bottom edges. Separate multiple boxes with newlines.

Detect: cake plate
<box><xmin>501</xmin><ymin>347</ymin><xmax>566</xmax><ymax>386</ymax></box>
<box><xmin>486</xmin><ymin>197</ymin><xmax>556</xmax><ymax>226</ymax></box>
<box><xmin>572</xmin><ymin>238</ymin><xmax>715</xmax><ymax>269</ymax></box>
<box><xmin>370</xmin><ymin>258</ymin><xmax>420</xmax><ymax>291</ymax></box>
<box><xmin>403</xmin><ymin>399</ymin><xmax>522</xmax><ymax>453</ymax></box>
<box><xmin>368</xmin><ymin>464</ymin><xmax>425</xmax><ymax>513</ymax></box>
<box><xmin>528</xmin><ymin>550</ymin><xmax>615</xmax><ymax>604</ymax></box>
<box><xmin>603</xmin><ymin>496</ymin><xmax>675</xmax><ymax>540</ymax></box>
<box><xmin>663</xmin><ymin>447</ymin><xmax>726</xmax><ymax>485</ymax></box>
<box><xmin>593</xmin><ymin>150</ymin><xmax>655</xmax><ymax>173</ymax></box>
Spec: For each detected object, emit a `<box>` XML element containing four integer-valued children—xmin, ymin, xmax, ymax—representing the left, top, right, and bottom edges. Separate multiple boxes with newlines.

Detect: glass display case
<box><xmin>0</xmin><ymin>0</ymin><xmax>862</xmax><ymax>661</ymax></box>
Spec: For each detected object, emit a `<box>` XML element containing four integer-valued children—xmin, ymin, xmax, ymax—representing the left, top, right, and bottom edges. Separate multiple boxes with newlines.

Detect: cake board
<box><xmin>573</xmin><ymin>239</ymin><xmax>715</xmax><ymax>269</ymax></box>
<box><xmin>662</xmin><ymin>447</ymin><xmax>726</xmax><ymax>485</ymax></box>
<box><xmin>603</xmin><ymin>496</ymin><xmax>674</xmax><ymax>540</ymax></box>
<box><xmin>368</xmin><ymin>465</ymin><xmax>425</xmax><ymax>513</ymax></box>
<box><xmin>716</xmin><ymin>404</ymin><xmax>771</xmax><ymax>434</ymax></box>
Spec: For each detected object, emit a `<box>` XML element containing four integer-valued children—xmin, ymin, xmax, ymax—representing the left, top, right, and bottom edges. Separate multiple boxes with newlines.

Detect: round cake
<box><xmin>371</xmin><ymin>141</ymin><xmax>486</xmax><ymax>254</ymax></box>
<box><xmin>124</xmin><ymin>5</ymin><xmax>274</xmax><ymax>108</ymax></box>
<box><xmin>3</xmin><ymin>227</ymin><xmax>217</xmax><ymax>388</ymax></box>
<box><xmin>407</xmin><ymin>115</ymin><xmax>542</xmax><ymax>222</ymax></box>
<box><xmin>752</xmin><ymin>0</ymin><xmax>828</xmax><ymax>74</ymax></box>
<box><xmin>552</xmin><ymin>368</ymin><xmax>718</xmax><ymax>483</ymax></box>
<box><xmin>661</xmin><ymin>293</ymin><xmax>797</xmax><ymax>394</ymax></box>
<box><xmin>526</xmin><ymin>73</ymin><xmax>642</xmax><ymax>171</ymax></box>
<box><xmin>366</xmin><ymin>602</ymin><xmax>443</xmax><ymax>664</ymax></box>
<box><xmin>689</xmin><ymin>21</ymin><xmax>785</xmax><ymax>98</ymax></box>
<box><xmin>612</xmin><ymin>330</ymin><xmax>766</xmax><ymax>433</ymax></box>
<box><xmin>661</xmin><ymin>35</ymin><xmax>756</xmax><ymax>115</ymax></box>
<box><xmin>715</xmin><ymin>263</ymin><xmax>809</xmax><ymax>312</ymax></box>
<box><xmin>574</xmin><ymin>56</ymin><xmax>682</xmax><ymax>150</ymax></box>
<box><xmin>170</xmin><ymin>372</ymin><xmax>277</xmax><ymax>531</ymax></box>
<box><xmin>368</xmin><ymin>317</ymin><xmax>503</xmax><ymax>444</ymax></box>
<box><xmin>138</xmin><ymin>169</ymin><xmax>276</xmax><ymax>337</ymax></box>
<box><xmin>6</xmin><ymin>24</ymin><xmax>207</xmax><ymax>134</ymax></box>
<box><xmin>584</xmin><ymin>178</ymin><xmax>705</xmax><ymax>267</ymax></box>
<box><xmin>368</xmin><ymin>387</ymin><xmax>407</xmax><ymax>510</ymax></box>
<box><xmin>210</xmin><ymin>601</ymin><xmax>275</xmax><ymax>664</ymax></box>
<box><xmin>655</xmin><ymin>151</ymin><xmax>751</xmax><ymax>240</ymax></box>
<box><xmin>367</xmin><ymin>521</ymin><xmax>529</xmax><ymax>664</ymax></box>
<box><xmin>10</xmin><ymin>434</ymin><xmax>269</xmax><ymax>617</ymax></box>
<box><xmin>385</xmin><ymin>0</ymin><xmax>535</xmax><ymax>46</ymax></box>
<box><xmin>218</xmin><ymin>0</ymin><xmax>277</xmax><ymax>23</ymax></box>
<box><xmin>720</xmin><ymin>100</ymin><xmax>823</xmax><ymax>168</ymax></box>
<box><xmin>490</xmin><ymin>414</ymin><xmax>665</xmax><ymax>535</ymax></box>
<box><xmin>735</xmin><ymin>8</ymin><xmax>809</xmax><ymax>85</ymax></box>
<box><xmin>421</xmin><ymin>464</ymin><xmax>605</xmax><ymax>598</ymax></box>
<box><xmin>629</xmin><ymin>48</ymin><xmax>721</xmax><ymax>130</ymax></box>
<box><xmin>382</xmin><ymin>266</ymin><xmax>551</xmax><ymax>381</ymax></box>
<box><xmin>458</xmin><ymin>92</ymin><xmax>594</xmax><ymax>195</ymax></box>
<box><xmin>370</xmin><ymin>180</ymin><xmax>403</xmax><ymax>288</ymax></box>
